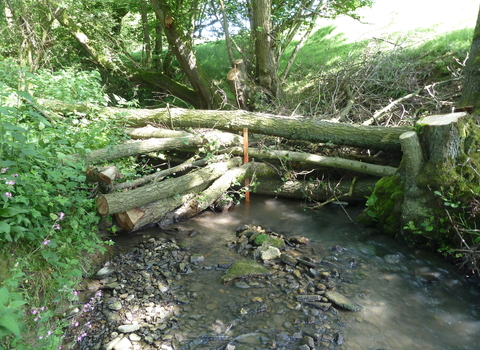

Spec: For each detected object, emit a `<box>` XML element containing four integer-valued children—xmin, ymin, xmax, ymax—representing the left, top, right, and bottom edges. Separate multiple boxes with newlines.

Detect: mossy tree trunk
<box><xmin>362</xmin><ymin>112</ymin><xmax>480</xmax><ymax>245</ymax></box>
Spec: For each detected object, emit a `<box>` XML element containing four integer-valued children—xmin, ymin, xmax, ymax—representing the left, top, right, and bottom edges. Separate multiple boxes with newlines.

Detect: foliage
<box><xmin>0</xmin><ymin>60</ymin><xmax>125</xmax><ymax>349</ymax></box>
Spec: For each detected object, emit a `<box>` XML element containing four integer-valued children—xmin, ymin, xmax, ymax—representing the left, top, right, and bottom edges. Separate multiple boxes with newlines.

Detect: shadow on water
<box><xmin>105</xmin><ymin>194</ymin><xmax>480</xmax><ymax>349</ymax></box>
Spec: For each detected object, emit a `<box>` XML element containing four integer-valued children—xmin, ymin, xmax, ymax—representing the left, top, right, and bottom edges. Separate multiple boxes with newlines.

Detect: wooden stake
<box><xmin>243</xmin><ymin>128</ymin><xmax>250</xmax><ymax>202</ymax></box>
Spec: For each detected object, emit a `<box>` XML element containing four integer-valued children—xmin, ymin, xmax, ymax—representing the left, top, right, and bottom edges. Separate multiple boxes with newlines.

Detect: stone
<box><xmin>190</xmin><ymin>254</ymin><xmax>205</xmax><ymax>264</ymax></box>
<box><xmin>109</xmin><ymin>301</ymin><xmax>123</xmax><ymax>311</ymax></box>
<box><xmin>113</xmin><ymin>336</ymin><xmax>133</xmax><ymax>350</ymax></box>
<box><xmin>118</xmin><ymin>324</ymin><xmax>140</xmax><ymax>333</ymax></box>
<box><xmin>129</xmin><ymin>333</ymin><xmax>142</xmax><ymax>342</ymax></box>
<box><xmin>324</xmin><ymin>290</ymin><xmax>362</xmax><ymax>312</ymax></box>
<box><xmin>302</xmin><ymin>335</ymin><xmax>315</xmax><ymax>348</ymax></box>
<box><xmin>253</xmin><ymin>234</ymin><xmax>285</xmax><ymax>248</ymax></box>
<box><xmin>289</xmin><ymin>235</ymin><xmax>310</xmax><ymax>245</ymax></box>
<box><xmin>280</xmin><ymin>253</ymin><xmax>298</xmax><ymax>266</ymax></box>
<box><xmin>221</xmin><ymin>259</ymin><xmax>270</xmax><ymax>283</ymax></box>
<box><xmin>259</xmin><ymin>246</ymin><xmax>281</xmax><ymax>261</ymax></box>
<box><xmin>97</xmin><ymin>266</ymin><xmax>115</xmax><ymax>278</ymax></box>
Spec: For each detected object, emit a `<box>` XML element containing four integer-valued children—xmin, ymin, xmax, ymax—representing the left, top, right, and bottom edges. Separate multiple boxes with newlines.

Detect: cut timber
<box><xmin>253</xmin><ymin>178</ymin><xmax>376</xmax><ymax>202</ymax></box>
<box><xmin>86</xmin><ymin>165</ymin><xmax>122</xmax><ymax>184</ymax></box>
<box><xmin>417</xmin><ymin>112</ymin><xmax>468</xmax><ymax>164</ymax></box>
<box><xmin>166</xmin><ymin>165</ymin><xmax>249</xmax><ymax>222</ymax></box>
<box><xmin>399</xmin><ymin>131</ymin><xmax>429</xmax><ymax>229</ymax></box>
<box><xmin>97</xmin><ymin>158</ymin><xmax>242</xmax><ymax>216</ymax></box>
<box><xmin>124</xmin><ymin>125</ymin><xmax>193</xmax><ymax>139</ymax></box>
<box><xmin>223</xmin><ymin>147</ymin><xmax>397</xmax><ymax>177</ymax></box>
<box><xmin>112</xmin><ymin>157</ymin><xmax>207</xmax><ymax>191</ymax></box>
<box><xmin>115</xmin><ymin>185</ymin><xmax>207</xmax><ymax>231</ymax></box>
<box><xmin>79</xmin><ymin>131</ymin><xmax>243</xmax><ymax>164</ymax></box>
<box><xmin>40</xmin><ymin>101</ymin><xmax>410</xmax><ymax>152</ymax></box>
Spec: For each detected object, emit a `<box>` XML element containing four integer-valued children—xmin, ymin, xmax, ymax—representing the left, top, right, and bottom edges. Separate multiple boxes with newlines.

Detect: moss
<box><xmin>253</xmin><ymin>233</ymin><xmax>285</xmax><ymax>248</ymax></box>
<box><xmin>358</xmin><ymin>175</ymin><xmax>404</xmax><ymax>236</ymax></box>
<box><xmin>221</xmin><ymin>259</ymin><xmax>270</xmax><ymax>283</ymax></box>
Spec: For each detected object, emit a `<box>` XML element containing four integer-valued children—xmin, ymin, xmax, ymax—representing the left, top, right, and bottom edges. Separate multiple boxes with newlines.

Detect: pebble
<box><xmin>117</xmin><ymin>324</ymin><xmax>140</xmax><ymax>333</ymax></box>
<box><xmin>66</xmin><ymin>226</ymin><xmax>352</xmax><ymax>350</ymax></box>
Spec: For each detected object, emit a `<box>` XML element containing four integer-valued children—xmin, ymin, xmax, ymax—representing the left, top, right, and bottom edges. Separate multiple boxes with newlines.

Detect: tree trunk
<box><xmin>90</xmin><ymin>106</ymin><xmax>408</xmax><ymax>152</ymax></box>
<box><xmin>97</xmin><ymin>158</ymin><xmax>242</xmax><ymax>215</ymax></box>
<box><xmin>140</xmin><ymin>0</ymin><xmax>152</xmax><ymax>68</ymax></box>
<box><xmin>223</xmin><ymin>147</ymin><xmax>397</xmax><ymax>177</ymax></box>
<box><xmin>150</xmin><ymin>0</ymin><xmax>218</xmax><ymax>109</ymax></box>
<box><xmin>251</xmin><ymin>0</ymin><xmax>280</xmax><ymax>98</ymax></box>
<box><xmin>77</xmin><ymin>131</ymin><xmax>243</xmax><ymax>164</ymax></box>
<box><xmin>115</xmin><ymin>185</ymin><xmax>207</xmax><ymax>231</ymax></box>
<box><xmin>459</xmin><ymin>6</ymin><xmax>480</xmax><ymax>111</ymax></box>
<box><xmin>253</xmin><ymin>178</ymin><xmax>375</xmax><ymax>202</ymax></box>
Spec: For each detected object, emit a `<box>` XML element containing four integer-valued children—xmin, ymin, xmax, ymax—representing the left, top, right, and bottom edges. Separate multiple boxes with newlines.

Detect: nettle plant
<box><xmin>0</xmin><ymin>62</ymin><xmax>124</xmax><ymax>348</ymax></box>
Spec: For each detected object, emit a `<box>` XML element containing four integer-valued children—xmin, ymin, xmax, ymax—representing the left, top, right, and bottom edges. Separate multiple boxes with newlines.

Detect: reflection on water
<box><xmin>122</xmin><ymin>195</ymin><xmax>480</xmax><ymax>349</ymax></box>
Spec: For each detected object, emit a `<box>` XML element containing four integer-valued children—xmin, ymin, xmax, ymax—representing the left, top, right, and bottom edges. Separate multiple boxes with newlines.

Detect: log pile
<box><xmin>52</xmin><ymin>104</ymin><xmax>405</xmax><ymax>232</ymax></box>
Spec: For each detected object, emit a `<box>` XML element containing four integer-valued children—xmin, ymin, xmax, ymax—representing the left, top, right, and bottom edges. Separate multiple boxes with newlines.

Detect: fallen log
<box><xmin>86</xmin><ymin>165</ymin><xmax>122</xmax><ymax>184</ymax></box>
<box><xmin>165</xmin><ymin>164</ymin><xmax>250</xmax><ymax>222</ymax></box>
<box><xmin>124</xmin><ymin>125</ymin><xmax>193</xmax><ymax>139</ymax></box>
<box><xmin>39</xmin><ymin>100</ymin><xmax>410</xmax><ymax>152</ymax></box>
<box><xmin>223</xmin><ymin>147</ymin><xmax>397</xmax><ymax>177</ymax></box>
<box><xmin>79</xmin><ymin>130</ymin><xmax>243</xmax><ymax>164</ymax></box>
<box><xmin>115</xmin><ymin>185</ymin><xmax>207</xmax><ymax>231</ymax></box>
<box><xmin>97</xmin><ymin>158</ymin><xmax>242</xmax><ymax>215</ymax></box>
<box><xmin>112</xmin><ymin>157</ymin><xmax>207</xmax><ymax>191</ymax></box>
<box><xmin>110</xmin><ymin>107</ymin><xmax>408</xmax><ymax>152</ymax></box>
<box><xmin>252</xmin><ymin>178</ymin><xmax>376</xmax><ymax>202</ymax></box>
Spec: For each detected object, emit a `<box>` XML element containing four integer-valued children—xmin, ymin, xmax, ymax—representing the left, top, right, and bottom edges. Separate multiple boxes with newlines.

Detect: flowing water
<box><xmin>108</xmin><ymin>194</ymin><xmax>480</xmax><ymax>350</ymax></box>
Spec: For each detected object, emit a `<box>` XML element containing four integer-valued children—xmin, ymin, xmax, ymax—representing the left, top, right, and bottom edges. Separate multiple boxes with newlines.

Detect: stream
<box><xmin>69</xmin><ymin>195</ymin><xmax>480</xmax><ymax>350</ymax></box>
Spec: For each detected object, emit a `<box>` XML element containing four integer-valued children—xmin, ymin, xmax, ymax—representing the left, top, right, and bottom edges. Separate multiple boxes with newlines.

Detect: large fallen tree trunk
<box><xmin>97</xmin><ymin>158</ymin><xmax>242</xmax><ymax>215</ymax></box>
<box><xmin>77</xmin><ymin>131</ymin><xmax>243</xmax><ymax>164</ymax></box>
<box><xmin>38</xmin><ymin>100</ymin><xmax>410</xmax><ymax>152</ymax></box>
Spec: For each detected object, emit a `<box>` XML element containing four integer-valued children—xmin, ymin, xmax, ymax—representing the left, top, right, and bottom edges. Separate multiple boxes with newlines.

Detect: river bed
<box><xmin>71</xmin><ymin>195</ymin><xmax>480</xmax><ymax>349</ymax></box>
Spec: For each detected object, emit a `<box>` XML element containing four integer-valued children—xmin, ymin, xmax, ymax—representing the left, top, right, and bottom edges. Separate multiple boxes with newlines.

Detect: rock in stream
<box><xmin>63</xmin><ymin>225</ymin><xmax>362</xmax><ymax>350</ymax></box>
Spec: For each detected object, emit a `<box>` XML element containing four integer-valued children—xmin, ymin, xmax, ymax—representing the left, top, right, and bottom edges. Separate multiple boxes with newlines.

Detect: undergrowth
<box><xmin>0</xmin><ymin>61</ymin><xmax>129</xmax><ymax>350</ymax></box>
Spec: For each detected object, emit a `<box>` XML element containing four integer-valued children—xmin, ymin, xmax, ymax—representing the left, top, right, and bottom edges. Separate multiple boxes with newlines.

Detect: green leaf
<box><xmin>8</xmin><ymin>300</ymin><xmax>27</xmax><ymax>309</ymax></box>
<box><xmin>0</xmin><ymin>222</ymin><xmax>10</xmax><ymax>234</ymax></box>
<box><xmin>70</xmin><ymin>269</ymin><xmax>82</xmax><ymax>277</ymax></box>
<box><xmin>0</xmin><ymin>314</ymin><xmax>22</xmax><ymax>337</ymax></box>
<box><xmin>0</xmin><ymin>286</ymin><xmax>9</xmax><ymax>306</ymax></box>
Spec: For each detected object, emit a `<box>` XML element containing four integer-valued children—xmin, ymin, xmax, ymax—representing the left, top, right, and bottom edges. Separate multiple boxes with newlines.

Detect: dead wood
<box><xmin>115</xmin><ymin>185</ymin><xmax>208</xmax><ymax>231</ymax></box>
<box><xmin>79</xmin><ymin>130</ymin><xmax>243</xmax><ymax>164</ymax></box>
<box><xmin>125</xmin><ymin>125</ymin><xmax>193</xmax><ymax>139</ymax></box>
<box><xmin>39</xmin><ymin>100</ymin><xmax>410</xmax><ymax>152</ymax></box>
<box><xmin>253</xmin><ymin>177</ymin><xmax>376</xmax><ymax>202</ymax></box>
<box><xmin>112</xmin><ymin>157</ymin><xmax>207</xmax><ymax>191</ymax></box>
<box><xmin>97</xmin><ymin>158</ymin><xmax>242</xmax><ymax>216</ymax></box>
<box><xmin>223</xmin><ymin>147</ymin><xmax>397</xmax><ymax>177</ymax></box>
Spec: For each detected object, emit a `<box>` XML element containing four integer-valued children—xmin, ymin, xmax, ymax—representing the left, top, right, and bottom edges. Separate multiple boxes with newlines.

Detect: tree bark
<box><xmin>115</xmin><ymin>185</ymin><xmax>207</xmax><ymax>231</ymax></box>
<box><xmin>124</xmin><ymin>125</ymin><xmax>193</xmax><ymax>139</ymax></box>
<box><xmin>91</xmin><ymin>107</ymin><xmax>409</xmax><ymax>152</ymax></box>
<box><xmin>252</xmin><ymin>0</ymin><xmax>280</xmax><ymax>98</ymax></box>
<box><xmin>227</xmin><ymin>59</ymin><xmax>250</xmax><ymax>110</ymax></box>
<box><xmin>78</xmin><ymin>131</ymin><xmax>243</xmax><ymax>164</ymax></box>
<box><xmin>253</xmin><ymin>178</ymin><xmax>376</xmax><ymax>202</ymax></box>
<box><xmin>150</xmin><ymin>0</ymin><xmax>218</xmax><ymax>109</ymax></box>
<box><xmin>459</xmin><ymin>6</ymin><xmax>480</xmax><ymax>111</ymax></box>
<box><xmin>97</xmin><ymin>158</ymin><xmax>242</xmax><ymax>215</ymax></box>
<box><xmin>112</xmin><ymin>157</ymin><xmax>207</xmax><ymax>191</ymax></box>
<box><xmin>223</xmin><ymin>147</ymin><xmax>397</xmax><ymax>177</ymax></box>
<box><xmin>417</xmin><ymin>112</ymin><xmax>469</xmax><ymax>164</ymax></box>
